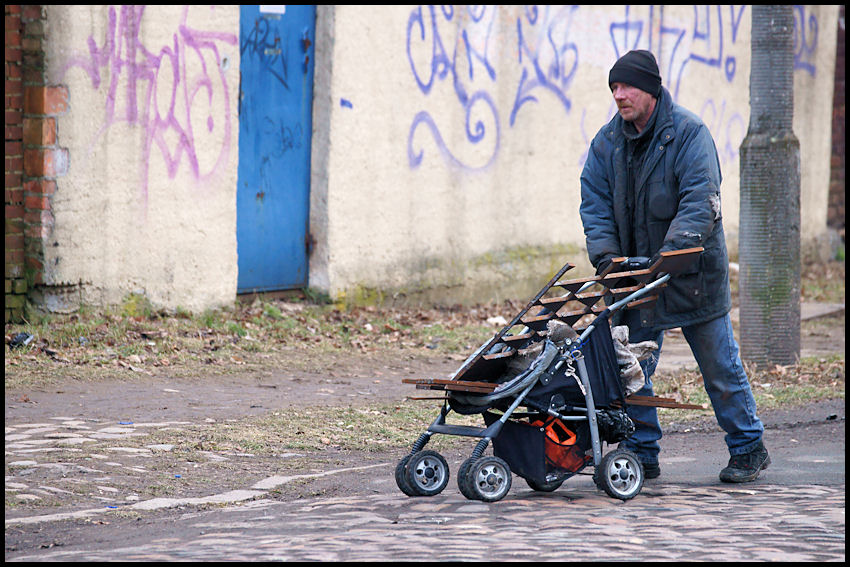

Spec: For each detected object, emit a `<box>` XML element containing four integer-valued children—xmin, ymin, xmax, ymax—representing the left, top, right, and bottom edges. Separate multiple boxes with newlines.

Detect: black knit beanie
<box><xmin>608</xmin><ymin>50</ymin><xmax>662</xmax><ymax>97</ymax></box>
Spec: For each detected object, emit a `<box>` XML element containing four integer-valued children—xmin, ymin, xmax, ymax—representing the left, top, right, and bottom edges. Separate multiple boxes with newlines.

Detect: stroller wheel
<box><xmin>456</xmin><ymin>457</ymin><xmax>481</xmax><ymax>500</ymax></box>
<box><xmin>525</xmin><ymin>476</ymin><xmax>565</xmax><ymax>493</ymax></box>
<box><xmin>594</xmin><ymin>448</ymin><xmax>644</xmax><ymax>500</ymax></box>
<box><xmin>404</xmin><ymin>450</ymin><xmax>450</xmax><ymax>496</ymax></box>
<box><xmin>395</xmin><ymin>455</ymin><xmax>419</xmax><ymax>496</ymax></box>
<box><xmin>461</xmin><ymin>456</ymin><xmax>512</xmax><ymax>503</ymax></box>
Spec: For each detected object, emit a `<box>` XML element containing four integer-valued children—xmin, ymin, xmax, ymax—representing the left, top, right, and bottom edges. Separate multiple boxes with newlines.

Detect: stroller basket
<box><xmin>483</xmin><ymin>412</ymin><xmax>593</xmax><ymax>485</ymax></box>
<box><xmin>398</xmin><ymin>248</ymin><xmax>704</xmax><ymax>502</ymax></box>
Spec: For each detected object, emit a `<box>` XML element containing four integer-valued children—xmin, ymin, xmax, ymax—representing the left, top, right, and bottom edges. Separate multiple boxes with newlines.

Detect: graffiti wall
<box><xmin>315</xmin><ymin>5</ymin><xmax>839</xmax><ymax>305</ymax></box>
<box><xmin>37</xmin><ymin>6</ymin><xmax>839</xmax><ymax>311</ymax></box>
<box><xmin>43</xmin><ymin>5</ymin><xmax>239</xmax><ymax>311</ymax></box>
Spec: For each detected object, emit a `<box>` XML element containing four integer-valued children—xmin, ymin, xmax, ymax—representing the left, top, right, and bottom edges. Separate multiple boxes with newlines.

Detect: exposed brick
<box><xmin>21</xmin><ymin>37</ymin><xmax>41</xmax><ymax>52</ymax></box>
<box><xmin>6</xmin><ymin>63</ymin><xmax>22</xmax><ymax>79</ymax></box>
<box><xmin>24</xmin><ymin>207</ymin><xmax>53</xmax><ymax>227</ymax></box>
<box><xmin>24</xmin><ymin>85</ymin><xmax>68</xmax><ymax>115</ymax></box>
<box><xmin>23</xmin><ymin>116</ymin><xmax>55</xmax><ymax>146</ymax></box>
<box><xmin>5</xmin><ymin>293</ymin><xmax>26</xmax><ymax>309</ymax></box>
<box><xmin>5</xmin><ymin>30</ymin><xmax>21</xmax><ymax>46</ymax></box>
<box><xmin>21</xmin><ymin>5</ymin><xmax>42</xmax><ymax>21</ymax></box>
<box><xmin>5</xmin><ymin>141</ymin><xmax>22</xmax><ymax>156</ymax></box>
<box><xmin>5</xmin><ymin>204</ymin><xmax>25</xmax><ymax>219</ymax></box>
<box><xmin>5</xmin><ymin>247</ymin><xmax>24</xmax><ymax>264</ymax></box>
<box><xmin>5</xmin><ymin>125</ymin><xmax>24</xmax><ymax>139</ymax></box>
<box><xmin>5</xmin><ymin>172</ymin><xmax>22</xmax><ymax>188</ymax></box>
<box><xmin>24</xmin><ymin>147</ymin><xmax>68</xmax><ymax>177</ymax></box>
<box><xmin>24</xmin><ymin>193</ymin><xmax>49</xmax><ymax>210</ymax></box>
<box><xmin>5</xmin><ymin>262</ymin><xmax>24</xmax><ymax>279</ymax></box>
<box><xmin>24</xmin><ymin>178</ymin><xmax>56</xmax><ymax>196</ymax></box>
<box><xmin>5</xmin><ymin>110</ymin><xmax>22</xmax><ymax>125</ymax></box>
<box><xmin>6</xmin><ymin>232</ymin><xmax>25</xmax><ymax>250</ymax></box>
<box><xmin>5</xmin><ymin>76</ymin><xmax>22</xmax><ymax>96</ymax></box>
<box><xmin>4</xmin><ymin>45</ymin><xmax>23</xmax><ymax>63</ymax></box>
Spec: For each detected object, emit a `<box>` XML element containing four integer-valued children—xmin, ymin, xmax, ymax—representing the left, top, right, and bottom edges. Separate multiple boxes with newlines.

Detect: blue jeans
<box><xmin>619</xmin><ymin>312</ymin><xmax>764</xmax><ymax>465</ymax></box>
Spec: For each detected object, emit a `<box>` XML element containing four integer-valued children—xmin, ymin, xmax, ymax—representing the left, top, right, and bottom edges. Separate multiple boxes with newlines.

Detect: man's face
<box><xmin>611</xmin><ymin>82</ymin><xmax>656</xmax><ymax>131</ymax></box>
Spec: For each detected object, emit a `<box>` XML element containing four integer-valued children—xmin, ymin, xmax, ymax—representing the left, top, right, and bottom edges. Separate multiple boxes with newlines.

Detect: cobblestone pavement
<box><xmin>5</xmin><ymin>406</ymin><xmax>846</xmax><ymax>562</ymax></box>
<box><xmin>5</xmin><ymin>304</ymin><xmax>845</xmax><ymax>561</ymax></box>
<box><xmin>6</xmin><ymin>476</ymin><xmax>845</xmax><ymax>562</ymax></box>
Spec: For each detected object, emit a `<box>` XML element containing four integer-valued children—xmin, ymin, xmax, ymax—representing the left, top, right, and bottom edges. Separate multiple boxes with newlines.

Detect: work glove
<box><xmin>623</xmin><ymin>252</ymin><xmax>663</xmax><ymax>272</ymax></box>
<box><xmin>595</xmin><ymin>256</ymin><xmax>615</xmax><ymax>276</ymax></box>
<box><xmin>621</xmin><ymin>256</ymin><xmax>651</xmax><ymax>271</ymax></box>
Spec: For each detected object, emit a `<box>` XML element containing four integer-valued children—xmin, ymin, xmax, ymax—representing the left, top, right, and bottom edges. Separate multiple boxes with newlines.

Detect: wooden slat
<box><xmin>452</xmin><ymin>261</ymin><xmax>574</xmax><ymax>381</ymax></box>
<box><xmin>624</xmin><ymin>394</ymin><xmax>707</xmax><ymax>410</ymax></box>
<box><xmin>403</xmin><ymin>377</ymin><xmax>498</xmax><ymax>391</ymax></box>
<box><xmin>482</xmin><ymin>350</ymin><xmax>516</xmax><ymax>361</ymax></box>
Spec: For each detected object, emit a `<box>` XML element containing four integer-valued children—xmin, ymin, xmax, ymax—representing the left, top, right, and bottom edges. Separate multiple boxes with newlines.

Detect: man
<box><xmin>579</xmin><ymin>50</ymin><xmax>769</xmax><ymax>483</ymax></box>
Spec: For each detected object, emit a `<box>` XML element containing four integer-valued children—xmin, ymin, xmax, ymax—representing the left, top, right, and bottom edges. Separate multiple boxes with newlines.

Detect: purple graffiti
<box><xmin>511</xmin><ymin>5</ymin><xmax>579</xmax><ymax>126</ymax></box>
<box><xmin>793</xmin><ymin>5</ymin><xmax>818</xmax><ymax>76</ymax></box>
<box><xmin>59</xmin><ymin>5</ymin><xmax>238</xmax><ymax>206</ymax></box>
<box><xmin>609</xmin><ymin>5</ymin><xmax>747</xmax><ymax>101</ymax></box>
<box><xmin>405</xmin><ymin>5</ymin><xmax>500</xmax><ymax>171</ymax></box>
<box><xmin>699</xmin><ymin>98</ymin><xmax>746</xmax><ymax>165</ymax></box>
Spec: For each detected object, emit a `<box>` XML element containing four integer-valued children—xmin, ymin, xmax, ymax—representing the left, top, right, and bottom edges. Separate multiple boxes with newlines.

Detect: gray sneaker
<box><xmin>719</xmin><ymin>441</ymin><xmax>770</xmax><ymax>483</ymax></box>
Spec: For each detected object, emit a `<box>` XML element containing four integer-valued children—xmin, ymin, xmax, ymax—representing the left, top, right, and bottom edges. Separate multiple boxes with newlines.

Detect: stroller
<box><xmin>397</xmin><ymin>247</ymin><xmax>704</xmax><ymax>502</ymax></box>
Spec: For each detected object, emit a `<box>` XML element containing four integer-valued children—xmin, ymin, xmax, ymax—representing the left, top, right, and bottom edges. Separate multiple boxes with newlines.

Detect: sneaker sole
<box><xmin>719</xmin><ymin>455</ymin><xmax>771</xmax><ymax>483</ymax></box>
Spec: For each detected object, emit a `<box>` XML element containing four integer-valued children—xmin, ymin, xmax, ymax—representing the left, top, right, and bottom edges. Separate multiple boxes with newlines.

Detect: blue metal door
<box><xmin>237</xmin><ymin>5</ymin><xmax>315</xmax><ymax>292</ymax></box>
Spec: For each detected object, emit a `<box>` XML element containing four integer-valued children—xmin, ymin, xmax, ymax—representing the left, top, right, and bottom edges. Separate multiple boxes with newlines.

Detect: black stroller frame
<box><xmin>397</xmin><ymin>247</ymin><xmax>703</xmax><ymax>502</ymax></box>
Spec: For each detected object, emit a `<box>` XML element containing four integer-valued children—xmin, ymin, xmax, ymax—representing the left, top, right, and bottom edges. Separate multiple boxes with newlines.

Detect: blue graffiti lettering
<box><xmin>405</xmin><ymin>5</ymin><xmax>500</xmax><ymax>171</ymax></box>
<box><xmin>793</xmin><ymin>5</ymin><xmax>818</xmax><ymax>76</ymax></box>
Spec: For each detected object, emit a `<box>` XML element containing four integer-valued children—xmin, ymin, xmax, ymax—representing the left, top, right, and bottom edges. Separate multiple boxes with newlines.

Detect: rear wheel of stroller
<box><xmin>395</xmin><ymin>455</ymin><xmax>418</xmax><ymax>496</ymax></box>
<box><xmin>594</xmin><ymin>448</ymin><xmax>644</xmax><ymax>500</ymax></box>
<box><xmin>456</xmin><ymin>457</ymin><xmax>481</xmax><ymax>500</ymax></box>
<box><xmin>404</xmin><ymin>450</ymin><xmax>450</xmax><ymax>496</ymax></box>
<box><xmin>462</xmin><ymin>456</ymin><xmax>512</xmax><ymax>502</ymax></box>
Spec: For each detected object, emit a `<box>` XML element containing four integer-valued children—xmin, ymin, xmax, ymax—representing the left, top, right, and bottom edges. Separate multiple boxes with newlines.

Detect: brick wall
<box><xmin>828</xmin><ymin>5</ymin><xmax>845</xmax><ymax>239</ymax></box>
<box><xmin>4</xmin><ymin>4</ymin><xmax>61</xmax><ymax>323</ymax></box>
<box><xmin>5</xmin><ymin>5</ymin><xmax>26</xmax><ymax>322</ymax></box>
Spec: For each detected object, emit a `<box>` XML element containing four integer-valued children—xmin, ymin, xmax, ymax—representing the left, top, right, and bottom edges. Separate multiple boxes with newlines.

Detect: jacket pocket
<box><xmin>647</xmin><ymin>180</ymin><xmax>678</xmax><ymax>221</ymax></box>
<box><xmin>662</xmin><ymin>257</ymin><xmax>704</xmax><ymax>314</ymax></box>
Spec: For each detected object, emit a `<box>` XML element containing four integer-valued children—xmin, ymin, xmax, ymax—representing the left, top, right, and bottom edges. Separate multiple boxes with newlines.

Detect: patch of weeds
<box><xmin>654</xmin><ymin>355</ymin><xmax>845</xmax><ymax>421</ymax></box>
<box><xmin>262</xmin><ymin>303</ymin><xmax>284</xmax><ymax>320</ymax></box>
<box><xmin>121</xmin><ymin>293</ymin><xmax>154</xmax><ymax>319</ymax></box>
<box><xmin>227</xmin><ymin>322</ymin><xmax>247</xmax><ymax>337</ymax></box>
<box><xmin>152</xmin><ymin>402</ymin><xmax>478</xmax><ymax>455</ymax></box>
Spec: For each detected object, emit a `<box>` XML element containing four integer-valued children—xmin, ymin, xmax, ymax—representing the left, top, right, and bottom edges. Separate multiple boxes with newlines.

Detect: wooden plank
<box><xmin>403</xmin><ymin>377</ymin><xmax>498</xmax><ymax>390</ymax></box>
<box><xmin>654</xmin><ymin>247</ymin><xmax>703</xmax><ymax>275</ymax></box>
<box><xmin>416</xmin><ymin>384</ymin><xmax>495</xmax><ymax>393</ymax></box>
<box><xmin>624</xmin><ymin>394</ymin><xmax>707</xmax><ymax>410</ymax></box>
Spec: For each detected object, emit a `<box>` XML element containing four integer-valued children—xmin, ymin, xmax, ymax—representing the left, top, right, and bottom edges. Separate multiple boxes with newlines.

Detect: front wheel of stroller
<box><xmin>594</xmin><ymin>448</ymin><xmax>644</xmax><ymax>500</ymax></box>
<box><xmin>403</xmin><ymin>450</ymin><xmax>450</xmax><ymax>496</ymax></box>
<box><xmin>461</xmin><ymin>456</ymin><xmax>512</xmax><ymax>502</ymax></box>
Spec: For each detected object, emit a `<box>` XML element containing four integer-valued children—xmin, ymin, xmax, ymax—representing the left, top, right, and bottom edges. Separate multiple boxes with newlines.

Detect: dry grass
<box><xmin>5</xmin><ymin>259</ymin><xmax>844</xmax><ymax>400</ymax></box>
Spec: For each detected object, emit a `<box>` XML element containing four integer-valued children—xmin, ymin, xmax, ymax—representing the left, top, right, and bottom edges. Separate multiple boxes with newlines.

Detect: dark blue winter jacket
<box><xmin>579</xmin><ymin>87</ymin><xmax>731</xmax><ymax>330</ymax></box>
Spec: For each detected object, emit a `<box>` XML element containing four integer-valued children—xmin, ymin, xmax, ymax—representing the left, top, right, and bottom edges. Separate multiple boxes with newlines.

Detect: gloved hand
<box><xmin>622</xmin><ymin>256</ymin><xmax>651</xmax><ymax>271</ymax></box>
<box><xmin>595</xmin><ymin>256</ymin><xmax>615</xmax><ymax>276</ymax></box>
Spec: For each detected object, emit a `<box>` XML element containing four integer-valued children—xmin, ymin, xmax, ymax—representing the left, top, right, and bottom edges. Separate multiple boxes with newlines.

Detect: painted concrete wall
<box><xmin>313</xmin><ymin>5</ymin><xmax>839</xmax><ymax>306</ymax></box>
<box><xmin>43</xmin><ymin>5</ymin><xmax>240</xmax><ymax>312</ymax></box>
<box><xmin>36</xmin><ymin>5</ymin><xmax>838</xmax><ymax>313</ymax></box>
